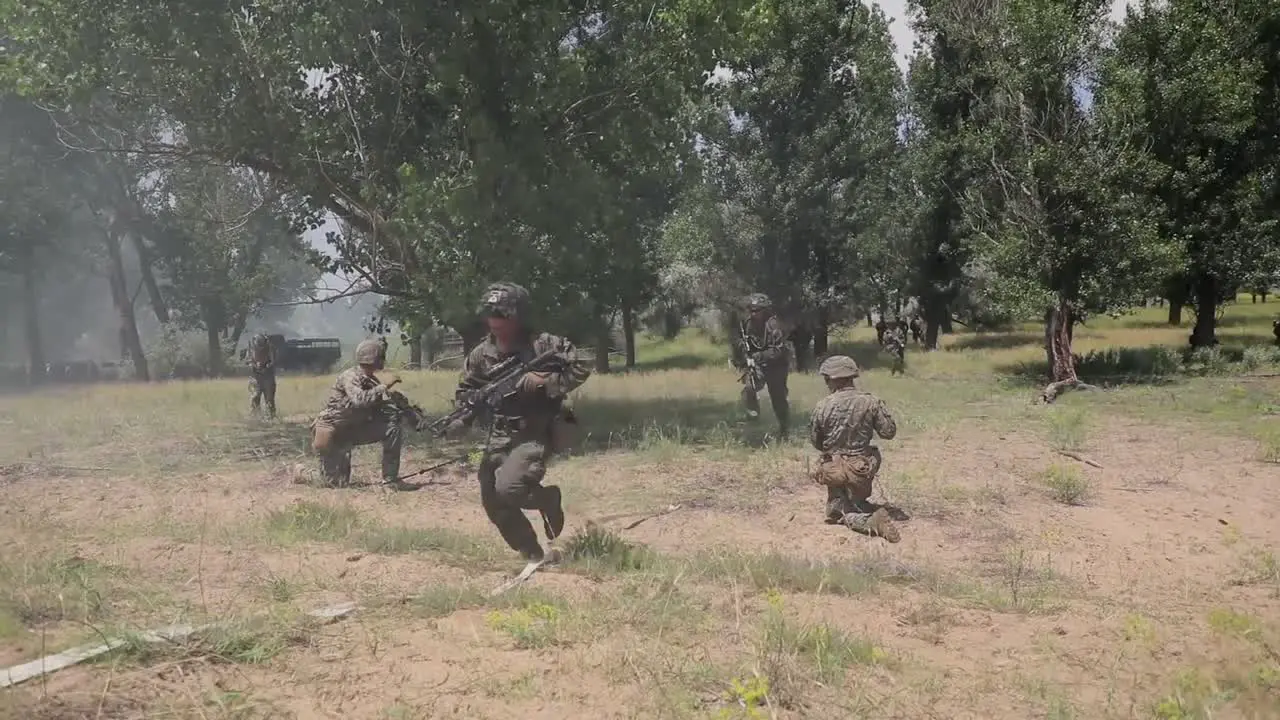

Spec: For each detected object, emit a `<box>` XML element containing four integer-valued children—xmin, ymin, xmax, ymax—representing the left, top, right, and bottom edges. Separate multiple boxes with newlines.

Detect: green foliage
<box><xmin>1102</xmin><ymin>0</ymin><xmax>1280</xmax><ymax>344</ymax></box>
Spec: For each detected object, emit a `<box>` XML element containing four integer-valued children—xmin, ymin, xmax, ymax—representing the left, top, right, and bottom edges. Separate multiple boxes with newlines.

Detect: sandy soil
<box><xmin>2</xmin><ymin>416</ymin><xmax>1278</xmax><ymax>719</ymax></box>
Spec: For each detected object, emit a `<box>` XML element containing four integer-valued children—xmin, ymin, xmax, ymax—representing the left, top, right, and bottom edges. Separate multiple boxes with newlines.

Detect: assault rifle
<box><xmin>422</xmin><ymin>348</ymin><xmax>566</xmax><ymax>438</ymax></box>
<box><xmin>737</xmin><ymin>323</ymin><xmax>765</xmax><ymax>392</ymax></box>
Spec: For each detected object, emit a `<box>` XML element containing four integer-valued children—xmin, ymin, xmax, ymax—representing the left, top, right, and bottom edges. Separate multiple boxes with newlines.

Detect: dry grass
<box><xmin>2</xmin><ymin>297</ymin><xmax>1280</xmax><ymax>718</ymax></box>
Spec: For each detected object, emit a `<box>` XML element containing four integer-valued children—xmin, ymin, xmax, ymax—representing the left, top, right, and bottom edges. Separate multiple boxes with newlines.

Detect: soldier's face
<box><xmin>486</xmin><ymin>316</ymin><xmax>520</xmax><ymax>344</ymax></box>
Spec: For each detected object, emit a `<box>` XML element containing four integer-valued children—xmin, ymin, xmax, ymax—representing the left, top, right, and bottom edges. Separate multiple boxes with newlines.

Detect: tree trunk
<box><xmin>129</xmin><ymin>234</ymin><xmax>169</xmax><ymax>324</ymax></box>
<box><xmin>791</xmin><ymin>322</ymin><xmax>813</xmax><ymax>372</ymax></box>
<box><xmin>104</xmin><ymin>231</ymin><xmax>150</xmax><ymax>381</ymax></box>
<box><xmin>1190</xmin><ymin>275</ymin><xmax>1219</xmax><ymax>348</ymax></box>
<box><xmin>227</xmin><ymin>314</ymin><xmax>249</xmax><ymax>352</ymax></box>
<box><xmin>594</xmin><ymin>313</ymin><xmax>611</xmax><ymax>374</ymax></box>
<box><xmin>621</xmin><ymin>301</ymin><xmax>636</xmax><ymax>368</ymax></box>
<box><xmin>459</xmin><ymin>323</ymin><xmax>486</xmax><ymax>355</ymax></box>
<box><xmin>661</xmin><ymin>308</ymin><xmax>681</xmax><ymax>339</ymax></box>
<box><xmin>941</xmin><ymin>314</ymin><xmax>954</xmax><ymax>334</ymax></box>
<box><xmin>865</xmin><ymin>312</ymin><xmax>873</xmax><ymax>327</ymax></box>
<box><xmin>922</xmin><ymin>293</ymin><xmax>947</xmax><ymax>350</ymax></box>
<box><xmin>1167</xmin><ymin>301</ymin><xmax>1182</xmax><ymax>326</ymax></box>
<box><xmin>20</xmin><ymin>262</ymin><xmax>45</xmax><ymax>384</ymax></box>
<box><xmin>408</xmin><ymin>334</ymin><xmax>423</xmax><ymax>368</ymax></box>
<box><xmin>813</xmin><ymin>308</ymin><xmax>830</xmax><ymax>358</ymax></box>
<box><xmin>201</xmin><ymin>303</ymin><xmax>225</xmax><ymax>377</ymax></box>
<box><xmin>1041</xmin><ymin>299</ymin><xmax>1093</xmax><ymax>403</ymax></box>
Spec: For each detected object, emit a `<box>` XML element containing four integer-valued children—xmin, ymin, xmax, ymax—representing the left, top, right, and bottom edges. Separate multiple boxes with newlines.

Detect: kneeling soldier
<box><xmin>809</xmin><ymin>355</ymin><xmax>900</xmax><ymax>542</ymax></box>
<box><xmin>309</xmin><ymin>339</ymin><xmax>416</xmax><ymax>487</ymax></box>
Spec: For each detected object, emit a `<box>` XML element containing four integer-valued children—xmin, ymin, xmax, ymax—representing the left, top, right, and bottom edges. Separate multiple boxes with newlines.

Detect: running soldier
<box><xmin>809</xmin><ymin>355</ymin><xmax>900</xmax><ymax>543</ymax></box>
<box><xmin>451</xmin><ymin>282</ymin><xmax>591</xmax><ymax>570</ymax></box>
<box><xmin>732</xmin><ymin>293</ymin><xmax>790</xmax><ymax>438</ymax></box>
<box><xmin>883</xmin><ymin>318</ymin><xmax>906</xmax><ymax>375</ymax></box>
<box><xmin>309</xmin><ymin>339</ymin><xmax>423</xmax><ymax>488</ymax></box>
<box><xmin>247</xmin><ymin>333</ymin><xmax>277</xmax><ymax>418</ymax></box>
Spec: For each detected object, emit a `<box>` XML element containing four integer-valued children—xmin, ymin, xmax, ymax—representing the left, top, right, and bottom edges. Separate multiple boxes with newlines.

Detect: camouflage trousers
<box><xmin>742</xmin><ymin>366</ymin><xmax>790</xmax><ymax>435</ymax></box>
<box><xmin>478</xmin><ymin>438</ymin><xmax>564</xmax><ymax>562</ymax></box>
<box><xmin>311</xmin><ymin>416</ymin><xmax>402</xmax><ymax>486</ymax></box>
<box><xmin>249</xmin><ymin>370</ymin><xmax>277</xmax><ymax>416</ymax></box>
<box><xmin>885</xmin><ymin>345</ymin><xmax>905</xmax><ymax>375</ymax></box>
<box><xmin>818</xmin><ymin>453</ymin><xmax>900</xmax><ymax>542</ymax></box>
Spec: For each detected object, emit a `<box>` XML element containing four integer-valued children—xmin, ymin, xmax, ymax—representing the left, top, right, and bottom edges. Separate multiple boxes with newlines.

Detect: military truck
<box><xmin>243</xmin><ymin>334</ymin><xmax>343</xmax><ymax>374</ymax></box>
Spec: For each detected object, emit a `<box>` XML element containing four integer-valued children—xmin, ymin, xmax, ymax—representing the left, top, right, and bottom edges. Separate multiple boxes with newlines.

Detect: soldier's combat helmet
<box><xmin>745</xmin><ymin>293</ymin><xmax>772</xmax><ymax>311</ymax></box>
<box><xmin>818</xmin><ymin>355</ymin><xmax>860</xmax><ymax>380</ymax></box>
<box><xmin>479</xmin><ymin>282</ymin><xmax>531</xmax><ymax>321</ymax></box>
<box><xmin>250</xmin><ymin>332</ymin><xmax>270</xmax><ymax>349</ymax></box>
<box><xmin>355</xmin><ymin>339</ymin><xmax>385</xmax><ymax>367</ymax></box>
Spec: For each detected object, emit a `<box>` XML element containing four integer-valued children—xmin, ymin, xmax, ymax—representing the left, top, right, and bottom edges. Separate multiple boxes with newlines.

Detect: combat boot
<box><xmin>540</xmin><ymin>485</ymin><xmax>566</xmax><ymax>541</ymax></box>
<box><xmin>842</xmin><ymin>508</ymin><xmax>901</xmax><ymax>543</ymax></box>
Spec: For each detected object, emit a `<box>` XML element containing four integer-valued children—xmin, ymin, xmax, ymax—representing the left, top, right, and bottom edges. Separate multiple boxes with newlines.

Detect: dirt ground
<box><xmin>2</xmin><ymin>323</ymin><xmax>1279</xmax><ymax>719</ymax></box>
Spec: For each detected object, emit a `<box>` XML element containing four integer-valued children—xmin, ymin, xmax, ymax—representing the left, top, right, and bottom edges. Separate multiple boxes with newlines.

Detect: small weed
<box><xmin>1234</xmin><ymin>548</ymin><xmax>1280</xmax><ymax>593</ymax></box>
<box><xmin>1040</xmin><ymin>464</ymin><xmax>1092</xmax><ymax>506</ymax></box>
<box><xmin>1207</xmin><ymin>608</ymin><xmax>1263</xmax><ymax>641</ymax></box>
<box><xmin>261</xmin><ymin>575</ymin><xmax>298</xmax><ymax>604</ymax></box>
<box><xmin>485</xmin><ymin>596</ymin><xmax>566</xmax><ymax>649</ymax></box>
<box><xmin>358</xmin><ymin>525</ymin><xmax>503</xmax><ymax>568</ymax></box>
<box><xmin>480</xmin><ymin>670</ymin><xmax>540</xmax><ymax>700</ymax></box>
<box><xmin>718</xmin><ymin>673</ymin><xmax>771</xmax><ymax>719</ymax></box>
<box><xmin>1255</xmin><ymin>427</ymin><xmax>1280</xmax><ymax>463</ymax></box>
<box><xmin>408</xmin><ymin>584</ymin><xmax>488</xmax><ymax>619</ymax></box>
<box><xmin>562</xmin><ymin>524</ymin><xmax>659</xmax><ymax>574</ymax></box>
<box><xmin>687</xmin><ymin>550</ymin><xmax>884</xmax><ymax>597</ymax></box>
<box><xmin>754</xmin><ymin>590</ymin><xmax>888</xmax><ymax>709</ymax></box>
<box><xmin>265</xmin><ymin>501</ymin><xmax>363</xmax><ymax>544</ymax></box>
<box><xmin>1045</xmin><ymin>406</ymin><xmax>1090</xmax><ymax>451</ymax></box>
<box><xmin>104</xmin><ymin>613</ymin><xmax>307</xmax><ymax>666</ymax></box>
<box><xmin>1123</xmin><ymin>613</ymin><xmax>1158</xmax><ymax>645</ymax></box>
<box><xmin>0</xmin><ymin>554</ymin><xmax>121</xmax><ymax>628</ymax></box>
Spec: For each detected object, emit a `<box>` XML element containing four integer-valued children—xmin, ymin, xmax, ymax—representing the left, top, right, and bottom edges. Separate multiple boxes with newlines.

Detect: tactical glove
<box><xmin>519</xmin><ymin>371</ymin><xmax>553</xmax><ymax>394</ymax></box>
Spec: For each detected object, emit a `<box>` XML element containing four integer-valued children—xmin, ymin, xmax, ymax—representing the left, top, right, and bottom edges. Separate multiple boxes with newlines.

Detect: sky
<box><xmin>301</xmin><ymin>0</ymin><xmax>1137</xmax><ymax>309</ymax></box>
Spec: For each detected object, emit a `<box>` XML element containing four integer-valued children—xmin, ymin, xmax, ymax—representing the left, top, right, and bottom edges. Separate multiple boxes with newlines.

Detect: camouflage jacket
<box><xmin>809</xmin><ymin>387</ymin><xmax>897</xmax><ymax>456</ymax></box>
<box><xmin>883</xmin><ymin>327</ymin><xmax>906</xmax><ymax>351</ymax></box>
<box><xmin>457</xmin><ymin>332</ymin><xmax>591</xmax><ymax>443</ymax></box>
<box><xmin>731</xmin><ymin>316</ymin><xmax>788</xmax><ymax>371</ymax></box>
<box><xmin>247</xmin><ymin>338</ymin><xmax>275</xmax><ymax>373</ymax></box>
<box><xmin>315</xmin><ymin>367</ymin><xmax>393</xmax><ymax>427</ymax></box>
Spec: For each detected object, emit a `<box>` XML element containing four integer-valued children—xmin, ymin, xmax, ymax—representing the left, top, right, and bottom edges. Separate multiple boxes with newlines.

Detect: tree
<box><xmin>701</xmin><ymin>0</ymin><xmax>903</xmax><ymax>367</ymax></box>
<box><xmin>0</xmin><ymin>95</ymin><xmax>77</xmax><ymax>380</ymax></box>
<box><xmin>962</xmin><ymin>0</ymin><xmax>1179</xmax><ymax>401</ymax></box>
<box><xmin>902</xmin><ymin>0</ymin><xmax>1009</xmax><ymax>349</ymax></box>
<box><xmin>3</xmin><ymin>0</ymin><xmax>753</xmax><ymax>345</ymax></box>
<box><xmin>1105</xmin><ymin>0</ymin><xmax>1280</xmax><ymax>347</ymax></box>
<box><xmin>144</xmin><ymin>164</ymin><xmax>313</xmax><ymax>375</ymax></box>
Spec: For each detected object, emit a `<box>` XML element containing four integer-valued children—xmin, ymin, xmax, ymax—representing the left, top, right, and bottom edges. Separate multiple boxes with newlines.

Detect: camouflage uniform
<box><xmin>1273</xmin><ymin>319</ymin><xmax>1279</xmax><ymax>346</ymax></box>
<box><xmin>310</xmin><ymin>339</ymin><xmax>407</xmax><ymax>486</ymax></box>
<box><xmin>457</xmin><ymin>282</ymin><xmax>592</xmax><ymax>563</ymax></box>
<box><xmin>247</xmin><ymin>333</ymin><xmax>277</xmax><ymax>417</ymax></box>
<box><xmin>732</xmin><ymin>293</ymin><xmax>790</xmax><ymax>436</ymax></box>
<box><xmin>883</xmin><ymin>322</ymin><xmax>906</xmax><ymax>375</ymax></box>
<box><xmin>810</xmin><ymin>355</ymin><xmax>900</xmax><ymax>542</ymax></box>
<box><xmin>908</xmin><ymin>316</ymin><xmax>923</xmax><ymax>344</ymax></box>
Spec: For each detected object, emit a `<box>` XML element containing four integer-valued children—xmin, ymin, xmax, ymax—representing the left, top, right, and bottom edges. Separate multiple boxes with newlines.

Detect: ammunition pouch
<box><xmin>811</xmin><ymin>448</ymin><xmax>882</xmax><ymax>499</ymax></box>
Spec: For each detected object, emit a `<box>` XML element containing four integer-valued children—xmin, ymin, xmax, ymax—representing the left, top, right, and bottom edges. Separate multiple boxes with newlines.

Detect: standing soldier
<box><xmin>732</xmin><ymin>293</ymin><xmax>791</xmax><ymax>438</ymax></box>
<box><xmin>452</xmin><ymin>282</ymin><xmax>591</xmax><ymax>570</ymax></box>
<box><xmin>810</xmin><ymin>355</ymin><xmax>900</xmax><ymax>543</ymax></box>
<box><xmin>908</xmin><ymin>316</ymin><xmax>924</xmax><ymax>344</ymax></box>
<box><xmin>247</xmin><ymin>333</ymin><xmax>277</xmax><ymax>418</ymax></box>
<box><xmin>883</xmin><ymin>317</ymin><xmax>906</xmax><ymax>376</ymax></box>
<box><xmin>309</xmin><ymin>339</ymin><xmax>420</xmax><ymax>488</ymax></box>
